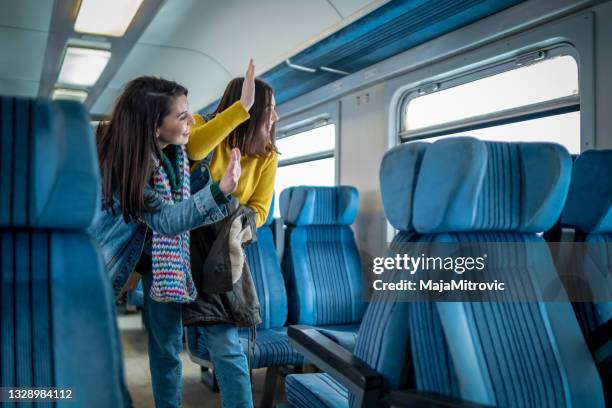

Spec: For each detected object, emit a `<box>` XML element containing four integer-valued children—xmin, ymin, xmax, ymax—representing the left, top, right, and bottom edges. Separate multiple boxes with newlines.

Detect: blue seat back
<box><xmin>561</xmin><ymin>149</ymin><xmax>612</xmax><ymax>335</ymax></box>
<box><xmin>408</xmin><ymin>138</ymin><xmax>602</xmax><ymax>406</ymax></box>
<box><xmin>350</xmin><ymin>142</ymin><xmax>432</xmax><ymax>406</ymax></box>
<box><xmin>245</xmin><ymin>195</ymin><xmax>288</xmax><ymax>329</ymax></box>
<box><xmin>280</xmin><ymin>186</ymin><xmax>364</xmax><ymax>326</ymax></box>
<box><xmin>0</xmin><ymin>97</ymin><xmax>126</xmax><ymax>406</ymax></box>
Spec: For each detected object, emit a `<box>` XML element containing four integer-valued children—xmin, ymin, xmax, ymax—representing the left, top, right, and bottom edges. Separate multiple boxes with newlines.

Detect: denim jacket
<box><xmin>88</xmin><ymin>159</ymin><xmax>226</xmax><ymax>298</ymax></box>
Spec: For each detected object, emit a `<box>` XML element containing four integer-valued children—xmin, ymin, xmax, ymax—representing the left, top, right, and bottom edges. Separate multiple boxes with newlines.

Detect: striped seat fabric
<box><xmin>280</xmin><ymin>186</ymin><xmax>365</xmax><ymax>351</ymax></box>
<box><xmin>285</xmin><ymin>143</ymin><xmax>429</xmax><ymax>408</ymax></box>
<box><xmin>0</xmin><ymin>97</ymin><xmax>127</xmax><ymax>406</ymax></box>
<box><xmin>561</xmin><ymin>149</ymin><xmax>612</xmax><ymax>336</ymax></box>
<box><xmin>411</xmin><ymin>138</ymin><xmax>602</xmax><ymax>407</ymax></box>
<box><xmin>286</xmin><ymin>138</ymin><xmax>605</xmax><ymax>408</ymax></box>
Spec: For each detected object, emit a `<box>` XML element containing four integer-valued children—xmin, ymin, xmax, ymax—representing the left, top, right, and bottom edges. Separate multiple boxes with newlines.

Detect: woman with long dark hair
<box><xmin>188</xmin><ymin>77</ymin><xmax>279</xmax><ymax>227</ymax></box>
<box><xmin>88</xmin><ymin>66</ymin><xmax>253</xmax><ymax>407</ymax></box>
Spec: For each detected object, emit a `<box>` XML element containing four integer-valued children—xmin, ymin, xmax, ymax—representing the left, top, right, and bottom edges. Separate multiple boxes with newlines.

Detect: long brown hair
<box><xmin>97</xmin><ymin>76</ymin><xmax>188</xmax><ymax>222</ymax></box>
<box><xmin>215</xmin><ymin>78</ymin><xmax>277</xmax><ymax>156</ymax></box>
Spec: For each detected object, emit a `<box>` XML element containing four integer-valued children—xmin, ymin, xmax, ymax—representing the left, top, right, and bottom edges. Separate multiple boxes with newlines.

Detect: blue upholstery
<box><xmin>562</xmin><ymin>150</ymin><xmax>612</xmax><ymax>233</ymax></box>
<box><xmin>246</xmin><ymin>200</ymin><xmax>288</xmax><ymax>330</ymax></box>
<box><xmin>380</xmin><ymin>142</ymin><xmax>429</xmax><ymax>231</ymax></box>
<box><xmin>561</xmin><ymin>150</ymin><xmax>612</xmax><ymax>336</ymax></box>
<box><xmin>280</xmin><ymin>186</ymin><xmax>358</xmax><ymax>226</ymax></box>
<box><xmin>190</xmin><ymin>326</ymin><xmax>304</xmax><ymax>369</ymax></box>
<box><xmin>0</xmin><ymin>97</ymin><xmax>126</xmax><ymax>406</ymax></box>
<box><xmin>286</xmin><ymin>230</ymin><xmax>418</xmax><ymax>408</ymax></box>
<box><xmin>286</xmin><ymin>139</ymin><xmax>604</xmax><ymax>408</ymax></box>
<box><xmin>286</xmin><ymin>373</ymin><xmax>348</xmax><ymax>408</ymax></box>
<box><xmin>413</xmin><ymin>138</ymin><xmax>572</xmax><ymax>233</ymax></box>
<box><xmin>240</xmin><ymin>328</ymin><xmax>303</xmax><ymax>368</ymax></box>
<box><xmin>576</xmin><ymin>233</ymin><xmax>612</xmax><ymax>335</ymax></box>
<box><xmin>315</xmin><ymin>323</ymin><xmax>360</xmax><ymax>352</ymax></box>
<box><xmin>411</xmin><ymin>140</ymin><xmax>603</xmax><ymax>406</ymax></box>
<box><xmin>281</xmin><ymin>186</ymin><xmax>364</xmax><ymax>327</ymax></box>
<box><xmin>286</xmin><ymin>149</ymin><xmax>425</xmax><ymax>408</ymax></box>
<box><xmin>0</xmin><ymin>98</ymin><xmax>100</xmax><ymax>229</ymax></box>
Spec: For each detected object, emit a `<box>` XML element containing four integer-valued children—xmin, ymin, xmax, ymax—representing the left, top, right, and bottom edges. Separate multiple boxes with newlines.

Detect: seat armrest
<box><xmin>389</xmin><ymin>390</ymin><xmax>492</xmax><ymax>408</ymax></box>
<box><xmin>287</xmin><ymin>325</ymin><xmax>383</xmax><ymax>394</ymax></box>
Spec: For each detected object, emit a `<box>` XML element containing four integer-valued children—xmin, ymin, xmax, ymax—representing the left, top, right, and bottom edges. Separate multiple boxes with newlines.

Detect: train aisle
<box><xmin>118</xmin><ymin>312</ymin><xmax>287</xmax><ymax>407</ymax></box>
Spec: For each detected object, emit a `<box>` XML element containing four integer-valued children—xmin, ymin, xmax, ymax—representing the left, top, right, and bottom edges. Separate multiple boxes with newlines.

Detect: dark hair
<box><xmin>96</xmin><ymin>76</ymin><xmax>188</xmax><ymax>222</ymax></box>
<box><xmin>215</xmin><ymin>78</ymin><xmax>277</xmax><ymax>156</ymax></box>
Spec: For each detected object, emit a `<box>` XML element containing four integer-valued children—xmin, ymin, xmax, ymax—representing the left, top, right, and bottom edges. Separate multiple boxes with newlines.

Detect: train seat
<box><xmin>287</xmin><ymin>138</ymin><xmax>604</xmax><ymax>407</ymax></box>
<box><xmin>280</xmin><ymin>186</ymin><xmax>365</xmax><ymax>351</ymax></box>
<box><xmin>560</xmin><ymin>149</ymin><xmax>612</xmax><ymax>372</ymax></box>
<box><xmin>560</xmin><ymin>149</ymin><xmax>612</xmax><ymax>333</ymax></box>
<box><xmin>0</xmin><ymin>97</ymin><xmax>127</xmax><ymax>406</ymax></box>
<box><xmin>285</xmin><ymin>142</ymin><xmax>429</xmax><ymax>407</ymax></box>
<box><xmin>403</xmin><ymin>138</ymin><xmax>603</xmax><ymax>407</ymax></box>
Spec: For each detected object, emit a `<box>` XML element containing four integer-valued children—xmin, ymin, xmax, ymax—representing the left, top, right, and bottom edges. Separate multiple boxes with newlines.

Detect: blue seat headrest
<box><xmin>0</xmin><ymin>97</ymin><xmax>100</xmax><ymax>229</ymax></box>
<box><xmin>412</xmin><ymin>137</ymin><xmax>571</xmax><ymax>233</ymax></box>
<box><xmin>379</xmin><ymin>142</ymin><xmax>429</xmax><ymax>231</ymax></box>
<box><xmin>279</xmin><ymin>186</ymin><xmax>358</xmax><ymax>226</ymax></box>
<box><xmin>263</xmin><ymin>193</ymin><xmax>275</xmax><ymax>227</ymax></box>
<box><xmin>562</xmin><ymin>149</ymin><xmax>612</xmax><ymax>233</ymax></box>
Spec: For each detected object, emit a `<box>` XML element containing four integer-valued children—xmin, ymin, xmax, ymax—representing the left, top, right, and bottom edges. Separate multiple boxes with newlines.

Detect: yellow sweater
<box><xmin>187</xmin><ymin>101</ymin><xmax>278</xmax><ymax>227</ymax></box>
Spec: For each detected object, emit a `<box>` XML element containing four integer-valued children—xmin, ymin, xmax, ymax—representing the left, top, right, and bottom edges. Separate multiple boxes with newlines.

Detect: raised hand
<box><xmin>239</xmin><ymin>59</ymin><xmax>255</xmax><ymax>111</ymax></box>
<box><xmin>219</xmin><ymin>148</ymin><xmax>242</xmax><ymax>195</ymax></box>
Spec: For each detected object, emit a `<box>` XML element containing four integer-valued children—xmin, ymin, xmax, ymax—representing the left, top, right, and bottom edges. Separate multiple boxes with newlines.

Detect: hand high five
<box><xmin>239</xmin><ymin>59</ymin><xmax>255</xmax><ymax>112</ymax></box>
<box><xmin>219</xmin><ymin>148</ymin><xmax>242</xmax><ymax>195</ymax></box>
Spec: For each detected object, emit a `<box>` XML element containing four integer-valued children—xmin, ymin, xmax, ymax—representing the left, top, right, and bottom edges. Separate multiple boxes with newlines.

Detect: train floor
<box><xmin>118</xmin><ymin>312</ymin><xmax>288</xmax><ymax>407</ymax></box>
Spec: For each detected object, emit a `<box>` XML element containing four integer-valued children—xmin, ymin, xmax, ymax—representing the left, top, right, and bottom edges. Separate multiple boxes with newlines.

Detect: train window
<box><xmin>401</xmin><ymin>54</ymin><xmax>580</xmax><ymax>153</ymax></box>
<box><xmin>274</xmin><ymin>124</ymin><xmax>336</xmax><ymax>217</ymax></box>
<box><xmin>423</xmin><ymin>111</ymin><xmax>580</xmax><ymax>152</ymax></box>
<box><xmin>275</xmin><ymin>123</ymin><xmax>335</xmax><ymax>161</ymax></box>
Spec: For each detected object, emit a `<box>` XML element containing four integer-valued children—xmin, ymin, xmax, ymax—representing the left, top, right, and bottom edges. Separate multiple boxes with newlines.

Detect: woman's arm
<box><xmin>142</xmin><ymin>148</ymin><xmax>241</xmax><ymax>235</ymax></box>
<box><xmin>187</xmin><ymin>102</ymin><xmax>249</xmax><ymax>160</ymax></box>
<box><xmin>247</xmin><ymin>153</ymin><xmax>278</xmax><ymax>227</ymax></box>
<box><xmin>142</xmin><ymin>183</ymin><xmax>226</xmax><ymax>236</ymax></box>
<box><xmin>187</xmin><ymin>59</ymin><xmax>256</xmax><ymax>161</ymax></box>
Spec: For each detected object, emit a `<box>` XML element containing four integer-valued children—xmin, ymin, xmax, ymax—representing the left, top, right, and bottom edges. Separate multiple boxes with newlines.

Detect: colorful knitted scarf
<box><xmin>149</xmin><ymin>145</ymin><xmax>197</xmax><ymax>303</ymax></box>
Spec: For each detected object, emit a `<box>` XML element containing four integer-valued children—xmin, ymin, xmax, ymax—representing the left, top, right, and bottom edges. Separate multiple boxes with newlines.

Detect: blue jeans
<box><xmin>142</xmin><ymin>272</ymin><xmax>253</xmax><ymax>408</ymax></box>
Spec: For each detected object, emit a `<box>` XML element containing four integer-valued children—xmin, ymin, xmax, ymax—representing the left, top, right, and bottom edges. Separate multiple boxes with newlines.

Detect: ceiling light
<box><xmin>74</xmin><ymin>0</ymin><xmax>144</xmax><ymax>37</ymax></box>
<box><xmin>58</xmin><ymin>47</ymin><xmax>111</xmax><ymax>87</ymax></box>
<box><xmin>52</xmin><ymin>88</ymin><xmax>89</xmax><ymax>103</ymax></box>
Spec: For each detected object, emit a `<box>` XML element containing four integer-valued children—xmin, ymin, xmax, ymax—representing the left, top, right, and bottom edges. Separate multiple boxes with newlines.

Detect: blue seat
<box><xmin>561</xmin><ymin>149</ymin><xmax>612</xmax><ymax>336</ymax></box>
<box><xmin>280</xmin><ymin>186</ymin><xmax>365</xmax><ymax>351</ymax></box>
<box><xmin>286</xmin><ymin>143</ymin><xmax>428</xmax><ymax>407</ymax></box>
<box><xmin>287</xmin><ymin>138</ymin><xmax>605</xmax><ymax>407</ymax></box>
<box><xmin>0</xmin><ymin>97</ymin><xmax>127</xmax><ymax>406</ymax></box>
<box><xmin>560</xmin><ymin>150</ymin><xmax>612</xmax><ymax>390</ymax></box>
<box><xmin>405</xmin><ymin>139</ymin><xmax>603</xmax><ymax>407</ymax></box>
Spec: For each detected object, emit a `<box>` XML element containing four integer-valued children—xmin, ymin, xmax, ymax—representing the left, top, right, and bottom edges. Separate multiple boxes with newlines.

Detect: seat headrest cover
<box><xmin>263</xmin><ymin>193</ymin><xmax>275</xmax><ymax>226</ymax></box>
<box><xmin>562</xmin><ymin>150</ymin><xmax>612</xmax><ymax>233</ymax></box>
<box><xmin>279</xmin><ymin>186</ymin><xmax>358</xmax><ymax>226</ymax></box>
<box><xmin>0</xmin><ymin>97</ymin><xmax>100</xmax><ymax>229</ymax></box>
<box><xmin>413</xmin><ymin>138</ymin><xmax>571</xmax><ymax>233</ymax></box>
<box><xmin>379</xmin><ymin>142</ymin><xmax>429</xmax><ymax>231</ymax></box>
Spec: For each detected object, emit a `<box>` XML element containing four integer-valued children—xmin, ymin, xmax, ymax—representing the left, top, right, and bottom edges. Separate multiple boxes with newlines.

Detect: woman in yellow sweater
<box><xmin>188</xmin><ymin>76</ymin><xmax>279</xmax><ymax>227</ymax></box>
<box><xmin>183</xmin><ymin>69</ymin><xmax>278</xmax><ymax>408</ymax></box>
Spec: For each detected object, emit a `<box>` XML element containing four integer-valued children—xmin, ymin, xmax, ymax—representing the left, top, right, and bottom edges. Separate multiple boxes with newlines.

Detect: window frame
<box><xmin>275</xmin><ymin>101</ymin><xmax>339</xmax><ymax>183</ymax></box>
<box><xmin>398</xmin><ymin>44</ymin><xmax>579</xmax><ymax>142</ymax></box>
